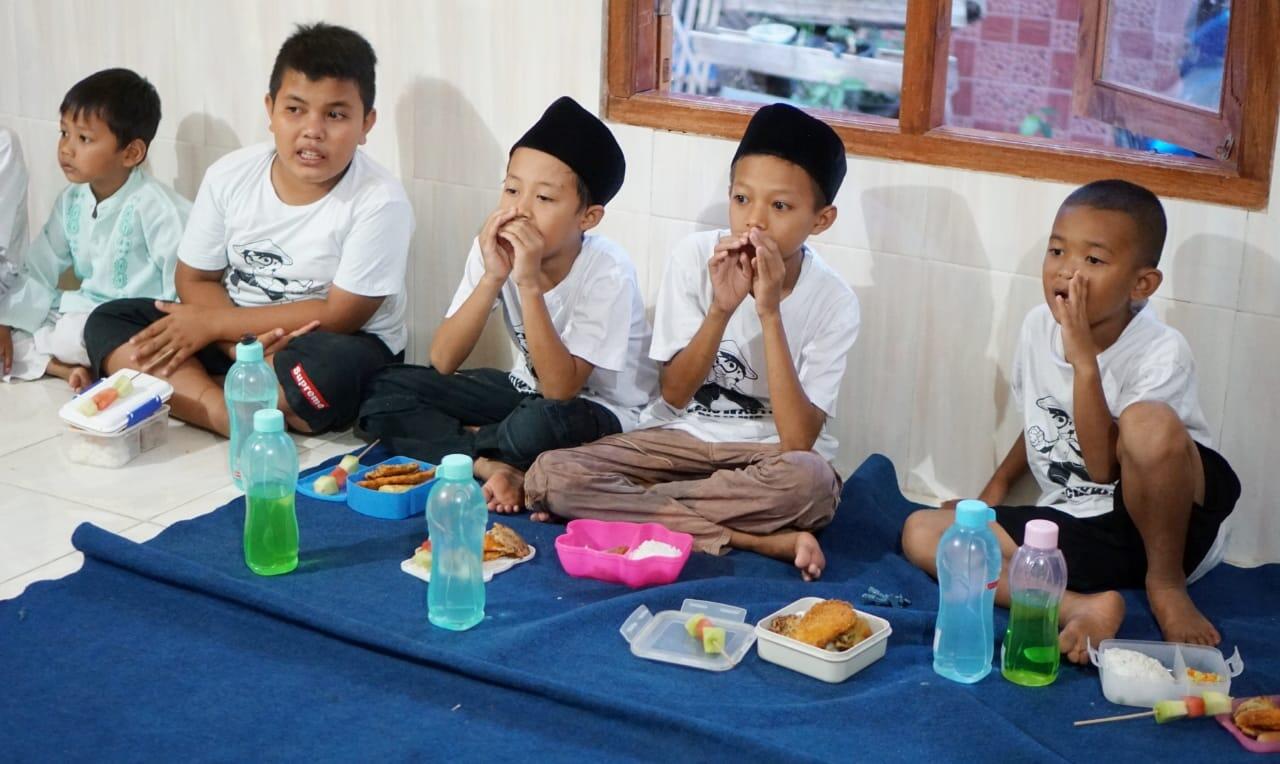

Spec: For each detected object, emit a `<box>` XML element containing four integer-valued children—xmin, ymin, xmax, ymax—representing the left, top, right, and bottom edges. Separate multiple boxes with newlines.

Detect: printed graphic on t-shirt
<box><xmin>1027</xmin><ymin>395</ymin><xmax>1112</xmax><ymax>502</ymax></box>
<box><xmin>509</xmin><ymin>324</ymin><xmax>537</xmax><ymax>393</ymax></box>
<box><xmin>688</xmin><ymin>340</ymin><xmax>770</xmax><ymax>420</ymax></box>
<box><xmin>228</xmin><ymin>239</ymin><xmax>323</xmax><ymax>302</ymax></box>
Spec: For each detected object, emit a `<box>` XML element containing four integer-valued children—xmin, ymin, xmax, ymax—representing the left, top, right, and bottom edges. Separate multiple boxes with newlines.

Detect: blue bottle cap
<box><xmin>439</xmin><ymin>453</ymin><xmax>474</xmax><ymax>481</ymax></box>
<box><xmin>955</xmin><ymin>499</ymin><xmax>994</xmax><ymax>528</ymax></box>
<box><xmin>236</xmin><ymin>337</ymin><xmax>264</xmax><ymax>362</ymax></box>
<box><xmin>253</xmin><ymin>408</ymin><xmax>285</xmax><ymax>433</ymax></box>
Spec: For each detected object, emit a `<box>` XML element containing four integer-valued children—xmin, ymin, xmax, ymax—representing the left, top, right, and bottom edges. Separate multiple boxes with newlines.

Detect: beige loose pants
<box><xmin>524</xmin><ymin>428</ymin><xmax>841</xmax><ymax>554</ymax></box>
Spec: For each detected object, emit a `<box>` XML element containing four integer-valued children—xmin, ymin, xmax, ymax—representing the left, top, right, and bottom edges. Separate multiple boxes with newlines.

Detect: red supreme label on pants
<box><xmin>290</xmin><ymin>363</ymin><xmax>330</xmax><ymax>410</ymax></box>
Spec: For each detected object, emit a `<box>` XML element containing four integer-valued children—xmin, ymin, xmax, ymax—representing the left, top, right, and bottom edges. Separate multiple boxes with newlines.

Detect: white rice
<box><xmin>1102</xmin><ymin>648</ymin><xmax>1174</xmax><ymax>683</ymax></box>
<box><xmin>626</xmin><ymin>540</ymin><xmax>681</xmax><ymax>560</ymax></box>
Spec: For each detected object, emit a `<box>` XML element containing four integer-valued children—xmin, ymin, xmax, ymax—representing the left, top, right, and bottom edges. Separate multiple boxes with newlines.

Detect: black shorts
<box><xmin>994</xmin><ymin>442</ymin><xmax>1240</xmax><ymax>592</ymax></box>
<box><xmin>84</xmin><ymin>298</ymin><xmax>402</xmax><ymax>434</ymax></box>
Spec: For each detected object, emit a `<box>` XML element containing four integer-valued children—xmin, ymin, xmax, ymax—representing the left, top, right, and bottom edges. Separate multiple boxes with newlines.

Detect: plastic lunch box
<box><xmin>62</xmin><ymin>405</ymin><xmax>171</xmax><ymax>468</ymax></box>
<box><xmin>620</xmin><ymin>599</ymin><xmax>757</xmax><ymax>671</ymax></box>
<box><xmin>554</xmin><ymin>519</ymin><xmax>694</xmax><ymax>587</ymax></box>
<box><xmin>346</xmin><ymin>456</ymin><xmax>437</xmax><ymax>520</ymax></box>
<box><xmin>1088</xmin><ymin>638</ymin><xmax>1243</xmax><ymax>708</ymax></box>
<box><xmin>754</xmin><ymin>597</ymin><xmax>893</xmax><ymax>683</ymax></box>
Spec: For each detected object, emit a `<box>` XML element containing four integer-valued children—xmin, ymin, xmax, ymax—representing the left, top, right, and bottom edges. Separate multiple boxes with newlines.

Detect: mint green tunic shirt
<box><xmin>0</xmin><ymin>168</ymin><xmax>191</xmax><ymax>333</ymax></box>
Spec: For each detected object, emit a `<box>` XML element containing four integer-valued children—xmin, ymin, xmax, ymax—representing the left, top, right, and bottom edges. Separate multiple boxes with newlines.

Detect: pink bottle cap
<box><xmin>1023</xmin><ymin>519</ymin><xmax>1059</xmax><ymax>550</ymax></box>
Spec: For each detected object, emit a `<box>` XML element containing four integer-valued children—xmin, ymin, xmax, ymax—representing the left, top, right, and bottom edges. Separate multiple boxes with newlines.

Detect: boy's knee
<box><xmin>1118</xmin><ymin>402</ymin><xmax>1193</xmax><ymax>467</ymax></box>
<box><xmin>901</xmin><ymin>509</ymin><xmax>941</xmax><ymax>565</ymax></box>
<box><xmin>503</xmin><ymin>398</ymin><xmax>608</xmax><ymax>464</ymax></box>
<box><xmin>774</xmin><ymin>450</ymin><xmax>839</xmax><ymax>503</ymax></box>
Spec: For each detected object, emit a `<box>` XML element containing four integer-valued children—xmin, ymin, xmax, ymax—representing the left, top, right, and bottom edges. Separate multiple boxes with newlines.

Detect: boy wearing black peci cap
<box><xmin>524</xmin><ymin>104</ymin><xmax>860</xmax><ymax>581</ymax></box>
<box><xmin>356</xmin><ymin>96</ymin><xmax>658</xmax><ymax>511</ymax></box>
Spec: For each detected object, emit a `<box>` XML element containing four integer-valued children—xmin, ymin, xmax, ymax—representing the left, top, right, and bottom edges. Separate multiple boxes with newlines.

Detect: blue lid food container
<box><xmin>346</xmin><ymin>456</ymin><xmax>437</xmax><ymax>520</ymax></box>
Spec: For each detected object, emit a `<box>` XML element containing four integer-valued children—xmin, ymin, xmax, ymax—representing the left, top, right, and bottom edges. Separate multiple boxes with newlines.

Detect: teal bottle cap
<box><xmin>955</xmin><ymin>499</ymin><xmax>994</xmax><ymax>528</ymax></box>
<box><xmin>253</xmin><ymin>408</ymin><xmax>285</xmax><ymax>433</ymax></box>
<box><xmin>236</xmin><ymin>336</ymin><xmax>264</xmax><ymax>362</ymax></box>
<box><xmin>439</xmin><ymin>453</ymin><xmax>474</xmax><ymax>481</ymax></box>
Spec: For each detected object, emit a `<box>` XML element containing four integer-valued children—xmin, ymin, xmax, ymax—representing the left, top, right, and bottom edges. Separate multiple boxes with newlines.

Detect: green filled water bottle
<box><xmin>241</xmin><ymin>408</ymin><xmax>299</xmax><ymax>576</ymax></box>
<box><xmin>1001</xmin><ymin>519</ymin><xmax>1067</xmax><ymax>686</ymax></box>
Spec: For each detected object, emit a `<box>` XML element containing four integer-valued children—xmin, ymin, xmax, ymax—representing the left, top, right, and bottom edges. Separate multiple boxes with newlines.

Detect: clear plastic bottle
<box><xmin>1002</xmin><ymin>519</ymin><xmax>1067</xmax><ymax>686</ymax></box>
<box><xmin>241</xmin><ymin>408</ymin><xmax>299</xmax><ymax>576</ymax></box>
<box><xmin>224</xmin><ymin>335</ymin><xmax>278</xmax><ymax>490</ymax></box>
<box><xmin>426</xmin><ymin>454</ymin><xmax>486</xmax><ymax>631</ymax></box>
<box><xmin>933</xmin><ymin>499</ymin><xmax>1002</xmax><ymax>683</ymax></box>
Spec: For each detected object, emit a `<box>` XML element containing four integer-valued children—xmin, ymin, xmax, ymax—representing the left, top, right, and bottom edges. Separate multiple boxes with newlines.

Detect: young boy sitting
<box><xmin>85</xmin><ymin>23</ymin><xmax>413</xmax><ymax>435</ymax></box>
<box><xmin>524</xmin><ymin>104</ymin><xmax>860</xmax><ymax>581</ymax></box>
<box><xmin>356</xmin><ymin>96</ymin><xmax>658</xmax><ymax>511</ymax></box>
<box><xmin>901</xmin><ymin>179</ymin><xmax>1240</xmax><ymax>663</ymax></box>
<box><xmin>1</xmin><ymin>69</ymin><xmax>190</xmax><ymax>389</ymax></box>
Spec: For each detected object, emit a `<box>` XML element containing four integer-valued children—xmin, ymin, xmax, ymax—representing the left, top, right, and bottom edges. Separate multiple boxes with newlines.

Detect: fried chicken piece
<box><xmin>358</xmin><ymin>467</ymin><xmax>436</xmax><ymax>489</ymax></box>
<box><xmin>1234</xmin><ymin>697</ymin><xmax>1280</xmax><ymax>738</ymax></box>
<box><xmin>831</xmin><ymin>614</ymin><xmax>874</xmax><ymax>651</ymax></box>
<box><xmin>483</xmin><ymin>523</ymin><xmax>530</xmax><ymax>561</ymax></box>
<box><xmin>768</xmin><ymin>614</ymin><xmax>801</xmax><ymax>638</ymax></box>
<box><xmin>786</xmin><ymin>600</ymin><xmax>857</xmax><ymax>648</ymax></box>
<box><xmin>364</xmin><ymin>463</ymin><xmax>423</xmax><ymax>480</ymax></box>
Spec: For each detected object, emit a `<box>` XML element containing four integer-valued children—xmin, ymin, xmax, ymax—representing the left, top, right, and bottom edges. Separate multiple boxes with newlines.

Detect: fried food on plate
<box><xmin>358</xmin><ymin>464</ymin><xmax>436</xmax><ymax>489</ymax></box>
<box><xmin>414</xmin><ymin>523</ymin><xmax>531</xmax><ymax>567</ymax></box>
<box><xmin>364</xmin><ymin>463</ymin><xmax>422</xmax><ymax>480</ymax></box>
<box><xmin>1234</xmin><ymin>696</ymin><xmax>1280</xmax><ymax>740</ymax></box>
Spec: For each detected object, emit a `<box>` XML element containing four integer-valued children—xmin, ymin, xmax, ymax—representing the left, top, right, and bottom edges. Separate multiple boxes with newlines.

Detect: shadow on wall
<box><xmin>395</xmin><ymin>78</ymin><xmax>511</xmax><ymax>370</ymax></box>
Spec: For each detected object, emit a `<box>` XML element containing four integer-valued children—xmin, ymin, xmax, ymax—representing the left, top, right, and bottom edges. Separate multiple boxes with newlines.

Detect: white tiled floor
<box><xmin>0</xmin><ymin>377</ymin><xmax>365</xmax><ymax>600</ymax></box>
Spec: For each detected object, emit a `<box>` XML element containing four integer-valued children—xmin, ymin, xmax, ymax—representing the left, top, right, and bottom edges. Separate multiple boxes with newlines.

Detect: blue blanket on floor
<box><xmin>2</xmin><ymin>454</ymin><xmax>1277</xmax><ymax>761</ymax></box>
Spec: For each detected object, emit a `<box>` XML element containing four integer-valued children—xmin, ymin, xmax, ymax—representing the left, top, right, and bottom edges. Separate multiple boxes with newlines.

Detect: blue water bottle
<box><xmin>933</xmin><ymin>499</ymin><xmax>1002</xmax><ymax>683</ymax></box>
<box><xmin>241</xmin><ymin>409</ymin><xmax>299</xmax><ymax>576</ymax></box>
<box><xmin>224</xmin><ymin>335</ymin><xmax>277</xmax><ymax>490</ymax></box>
<box><xmin>426</xmin><ymin>454</ymin><xmax>487</xmax><ymax>631</ymax></box>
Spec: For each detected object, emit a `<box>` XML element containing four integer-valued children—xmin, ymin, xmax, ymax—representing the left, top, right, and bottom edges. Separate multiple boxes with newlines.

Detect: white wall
<box><xmin>2</xmin><ymin>0</ymin><xmax>1276</xmax><ymax>566</ymax></box>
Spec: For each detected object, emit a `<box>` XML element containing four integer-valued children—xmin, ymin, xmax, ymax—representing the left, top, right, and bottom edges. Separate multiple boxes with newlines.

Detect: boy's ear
<box><xmin>263</xmin><ymin>93</ymin><xmax>275</xmax><ymax>129</ymax></box>
<box><xmin>810</xmin><ymin>204</ymin><xmax>838</xmax><ymax>236</ymax></box>
<box><xmin>359</xmin><ymin>107</ymin><xmax>377</xmax><ymax>145</ymax></box>
<box><xmin>578</xmin><ymin>204</ymin><xmax>605</xmax><ymax>232</ymax></box>
<box><xmin>121</xmin><ymin>138</ymin><xmax>147</xmax><ymax>168</ymax></box>
<box><xmin>1131</xmin><ymin>267</ymin><xmax>1163</xmax><ymax>300</ymax></box>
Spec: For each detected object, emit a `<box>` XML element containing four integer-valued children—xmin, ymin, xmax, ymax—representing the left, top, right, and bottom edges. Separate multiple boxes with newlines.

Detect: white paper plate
<box><xmin>400</xmin><ymin>545</ymin><xmax>536</xmax><ymax>584</ymax></box>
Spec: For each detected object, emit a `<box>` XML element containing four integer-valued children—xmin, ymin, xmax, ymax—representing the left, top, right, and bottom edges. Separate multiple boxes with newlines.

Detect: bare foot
<box><xmin>731</xmin><ymin>530</ymin><xmax>826</xmax><ymax>581</ymax></box>
<box><xmin>1058</xmin><ymin>590</ymin><xmax>1125</xmax><ymax>665</ymax></box>
<box><xmin>67</xmin><ymin>366</ymin><xmax>92</xmax><ymax>392</ymax></box>
<box><xmin>1148</xmin><ymin>583</ymin><xmax>1220</xmax><ymax>646</ymax></box>
<box><xmin>481</xmin><ymin>466</ymin><xmax>525</xmax><ymax>513</ymax></box>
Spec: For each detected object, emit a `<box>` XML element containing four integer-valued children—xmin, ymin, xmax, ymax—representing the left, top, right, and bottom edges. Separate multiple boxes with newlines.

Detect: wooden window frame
<box><xmin>605</xmin><ymin>0</ymin><xmax>1280</xmax><ymax>209</ymax></box>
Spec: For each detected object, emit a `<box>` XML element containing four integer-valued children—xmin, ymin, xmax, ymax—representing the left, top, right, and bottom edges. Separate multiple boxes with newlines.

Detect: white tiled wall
<box><xmin>2</xmin><ymin>0</ymin><xmax>1277</xmax><ymax>566</ymax></box>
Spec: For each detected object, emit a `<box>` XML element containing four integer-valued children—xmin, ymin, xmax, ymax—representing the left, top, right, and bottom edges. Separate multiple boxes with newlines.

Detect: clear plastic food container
<box><xmin>62</xmin><ymin>405</ymin><xmax>171</xmax><ymax>468</ymax></box>
<box><xmin>620</xmin><ymin>599</ymin><xmax>756</xmax><ymax>671</ymax></box>
<box><xmin>1087</xmin><ymin>638</ymin><xmax>1243</xmax><ymax>708</ymax></box>
<box><xmin>754</xmin><ymin>596</ymin><xmax>893</xmax><ymax>684</ymax></box>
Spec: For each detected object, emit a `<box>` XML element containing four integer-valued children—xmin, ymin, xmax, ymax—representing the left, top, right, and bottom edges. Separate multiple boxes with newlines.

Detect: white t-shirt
<box><xmin>178</xmin><ymin>143</ymin><xmax>413</xmax><ymax>353</ymax></box>
<box><xmin>645</xmin><ymin>229</ymin><xmax>860</xmax><ymax>461</ymax></box>
<box><xmin>0</xmin><ymin>128</ymin><xmax>28</xmax><ymax>300</ymax></box>
<box><xmin>446</xmin><ymin>233</ymin><xmax>659</xmax><ymax>430</ymax></box>
<box><xmin>1013</xmin><ymin>302</ymin><xmax>1214</xmax><ymax>519</ymax></box>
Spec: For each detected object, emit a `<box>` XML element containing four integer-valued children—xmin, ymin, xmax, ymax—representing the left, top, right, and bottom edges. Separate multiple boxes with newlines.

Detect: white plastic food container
<box><xmin>62</xmin><ymin>405</ymin><xmax>171</xmax><ymax>468</ymax></box>
<box><xmin>754</xmin><ymin>597</ymin><xmax>892</xmax><ymax>683</ymax></box>
<box><xmin>1088</xmin><ymin>638</ymin><xmax>1243</xmax><ymax>708</ymax></box>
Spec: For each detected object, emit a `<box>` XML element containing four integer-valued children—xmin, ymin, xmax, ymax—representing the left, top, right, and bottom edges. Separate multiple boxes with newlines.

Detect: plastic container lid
<box><xmin>253</xmin><ymin>408</ymin><xmax>284</xmax><ymax>432</ymax></box>
<box><xmin>620</xmin><ymin>599</ymin><xmax>756</xmax><ymax>671</ymax></box>
<box><xmin>236</xmin><ymin>336</ymin><xmax>264</xmax><ymax>362</ymax></box>
<box><xmin>956</xmin><ymin>499</ymin><xmax>994</xmax><ymax>527</ymax></box>
<box><xmin>1024</xmin><ymin>519</ymin><xmax>1059</xmax><ymax>549</ymax></box>
<box><xmin>439</xmin><ymin>453</ymin><xmax>473</xmax><ymax>481</ymax></box>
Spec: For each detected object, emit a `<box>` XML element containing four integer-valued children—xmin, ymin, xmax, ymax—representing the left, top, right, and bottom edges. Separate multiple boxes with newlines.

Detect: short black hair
<box><xmin>269</xmin><ymin>22</ymin><xmax>377</xmax><ymax>113</ymax></box>
<box><xmin>574</xmin><ymin>174</ymin><xmax>593</xmax><ymax>210</ymax></box>
<box><xmin>1061</xmin><ymin>179</ymin><xmax>1167</xmax><ymax>267</ymax></box>
<box><xmin>59</xmin><ymin>68</ymin><xmax>161</xmax><ymax>155</ymax></box>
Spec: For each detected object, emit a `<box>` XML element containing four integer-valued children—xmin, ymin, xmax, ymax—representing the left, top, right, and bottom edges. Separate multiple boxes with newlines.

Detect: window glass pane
<box><xmin>945</xmin><ymin>0</ymin><xmax>1215</xmax><ymax>158</ymax></box>
<box><xmin>1100</xmin><ymin>0</ymin><xmax>1228</xmax><ymax>111</ymax></box>
<box><xmin>671</xmin><ymin>0</ymin><xmax>935</xmax><ymax>118</ymax></box>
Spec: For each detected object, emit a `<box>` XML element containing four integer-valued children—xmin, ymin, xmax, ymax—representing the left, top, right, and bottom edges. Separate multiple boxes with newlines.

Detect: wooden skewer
<box><xmin>353</xmin><ymin>439</ymin><xmax>381</xmax><ymax>461</ymax></box>
<box><xmin>1074</xmin><ymin>710</ymin><xmax>1155</xmax><ymax>727</ymax></box>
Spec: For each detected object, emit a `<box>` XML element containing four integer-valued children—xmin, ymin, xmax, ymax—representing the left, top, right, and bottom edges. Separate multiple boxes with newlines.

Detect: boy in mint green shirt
<box><xmin>0</xmin><ymin>68</ymin><xmax>189</xmax><ymax>388</ymax></box>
